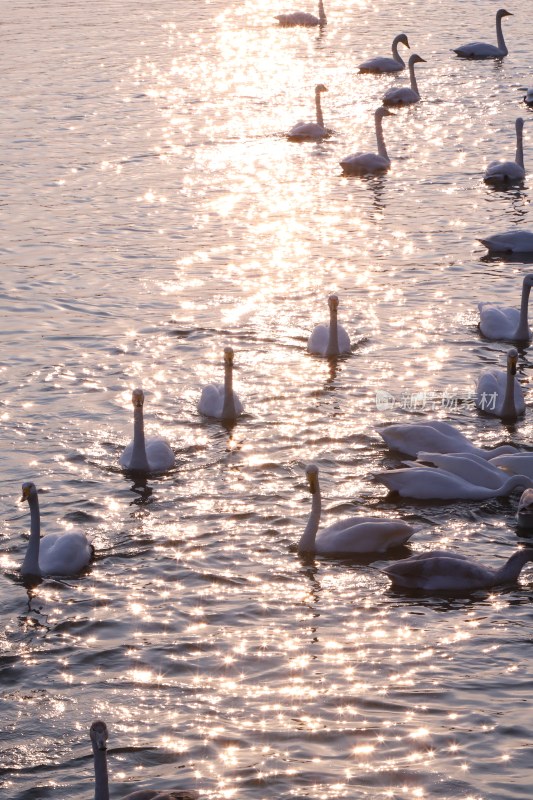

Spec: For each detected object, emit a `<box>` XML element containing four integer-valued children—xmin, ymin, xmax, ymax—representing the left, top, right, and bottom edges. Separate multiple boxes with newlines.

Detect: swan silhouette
<box><xmin>383</xmin><ymin>548</ymin><xmax>533</xmax><ymax>591</ymax></box>
<box><xmin>383</xmin><ymin>54</ymin><xmax>426</xmax><ymax>106</ymax></box>
<box><xmin>376</xmin><ymin>420</ymin><xmax>518</xmax><ymax>459</ymax></box>
<box><xmin>307</xmin><ymin>293</ymin><xmax>351</xmax><ymax>356</ymax></box>
<box><xmin>478</xmin><ymin>274</ymin><xmax>533</xmax><ymax>342</ymax></box>
<box><xmin>275</xmin><ymin>0</ymin><xmax>326</xmax><ymax>27</ymax></box>
<box><xmin>298</xmin><ymin>464</ymin><xmax>414</xmax><ymax>555</ymax></box>
<box><xmin>484</xmin><ymin>118</ymin><xmax>526</xmax><ymax>186</ymax></box>
<box><xmin>375</xmin><ymin>466</ymin><xmax>529</xmax><ymax>500</ymax></box>
<box><xmin>340</xmin><ymin>107</ymin><xmax>394</xmax><ymax>175</ymax></box>
<box><xmin>475</xmin><ymin>348</ymin><xmax>525</xmax><ymax>421</ymax></box>
<box><xmin>20</xmin><ymin>482</ymin><xmax>94</xmax><ymax>579</ymax></box>
<box><xmin>358</xmin><ymin>33</ymin><xmax>410</xmax><ymax>73</ymax></box>
<box><xmin>90</xmin><ymin>720</ymin><xmax>199</xmax><ymax>800</ymax></box>
<box><xmin>198</xmin><ymin>347</ymin><xmax>244</xmax><ymax>421</ymax></box>
<box><xmin>478</xmin><ymin>230</ymin><xmax>533</xmax><ymax>254</ymax></box>
<box><xmin>120</xmin><ymin>389</ymin><xmax>175</xmax><ymax>473</ymax></box>
<box><xmin>453</xmin><ymin>8</ymin><xmax>513</xmax><ymax>59</ymax></box>
<box><xmin>288</xmin><ymin>84</ymin><xmax>329</xmax><ymax>140</ymax></box>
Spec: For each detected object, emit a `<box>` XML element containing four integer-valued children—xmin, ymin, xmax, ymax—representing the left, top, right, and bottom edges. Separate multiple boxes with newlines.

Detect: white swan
<box><xmin>453</xmin><ymin>8</ymin><xmax>513</xmax><ymax>59</ymax></box>
<box><xmin>517</xmin><ymin>488</ymin><xmax>533</xmax><ymax>526</ymax></box>
<box><xmin>376</xmin><ymin>420</ymin><xmax>518</xmax><ymax>459</ymax></box>
<box><xmin>383</xmin><ymin>548</ymin><xmax>533</xmax><ymax>591</ymax></box>
<box><xmin>288</xmin><ymin>84</ymin><xmax>329</xmax><ymax>141</ymax></box>
<box><xmin>358</xmin><ymin>33</ymin><xmax>410</xmax><ymax>74</ymax></box>
<box><xmin>374</xmin><ymin>466</ymin><xmax>529</xmax><ymax>500</ymax></box>
<box><xmin>120</xmin><ymin>389</ymin><xmax>175</xmax><ymax>473</ymax></box>
<box><xmin>484</xmin><ymin>118</ymin><xmax>526</xmax><ymax>186</ymax></box>
<box><xmin>307</xmin><ymin>293</ymin><xmax>351</xmax><ymax>356</ymax></box>
<box><xmin>298</xmin><ymin>464</ymin><xmax>414</xmax><ymax>555</ymax></box>
<box><xmin>489</xmin><ymin>452</ymin><xmax>533</xmax><ymax>479</ymax></box>
<box><xmin>275</xmin><ymin>0</ymin><xmax>326</xmax><ymax>26</ymax></box>
<box><xmin>410</xmin><ymin>451</ymin><xmax>514</xmax><ymax>490</ymax></box>
<box><xmin>20</xmin><ymin>482</ymin><xmax>94</xmax><ymax>579</ymax></box>
<box><xmin>340</xmin><ymin>107</ymin><xmax>394</xmax><ymax>176</ymax></box>
<box><xmin>475</xmin><ymin>347</ymin><xmax>525</xmax><ymax>421</ymax></box>
<box><xmin>90</xmin><ymin>720</ymin><xmax>199</xmax><ymax>800</ymax></box>
<box><xmin>478</xmin><ymin>274</ymin><xmax>533</xmax><ymax>341</ymax></box>
<box><xmin>478</xmin><ymin>230</ymin><xmax>533</xmax><ymax>254</ymax></box>
<box><xmin>382</xmin><ymin>54</ymin><xmax>426</xmax><ymax>106</ymax></box>
<box><xmin>198</xmin><ymin>346</ymin><xmax>244</xmax><ymax>421</ymax></box>
<box><xmin>524</xmin><ymin>89</ymin><xmax>533</xmax><ymax>107</ymax></box>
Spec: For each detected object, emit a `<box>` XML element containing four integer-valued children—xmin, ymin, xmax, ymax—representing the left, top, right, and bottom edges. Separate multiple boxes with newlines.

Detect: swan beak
<box><xmin>509</xmin><ymin>354</ymin><xmax>518</xmax><ymax>375</ymax></box>
<box><xmin>21</xmin><ymin>486</ymin><xmax>31</xmax><ymax>501</ymax></box>
<box><xmin>132</xmin><ymin>389</ymin><xmax>144</xmax><ymax>408</ymax></box>
<box><xmin>307</xmin><ymin>472</ymin><xmax>318</xmax><ymax>494</ymax></box>
<box><xmin>95</xmin><ymin>734</ymin><xmax>108</xmax><ymax>751</ymax></box>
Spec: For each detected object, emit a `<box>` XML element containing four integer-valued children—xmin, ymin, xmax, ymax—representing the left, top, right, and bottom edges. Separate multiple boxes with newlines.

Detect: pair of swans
<box><xmin>475</xmin><ymin>348</ymin><xmax>525</xmax><ymax>421</ymax></box>
<box><xmin>484</xmin><ymin>117</ymin><xmax>526</xmax><ymax>186</ymax></box>
<box><xmin>384</xmin><ymin>548</ymin><xmax>533</xmax><ymax>591</ymax></box>
<box><xmin>382</xmin><ymin>54</ymin><xmax>426</xmax><ymax>107</ymax></box>
<box><xmin>358</xmin><ymin>33</ymin><xmax>410</xmax><ymax>74</ymax></box>
<box><xmin>275</xmin><ymin>0</ymin><xmax>326</xmax><ymax>27</ymax></box>
<box><xmin>90</xmin><ymin>720</ymin><xmax>199</xmax><ymax>800</ymax></box>
<box><xmin>479</xmin><ymin>230</ymin><xmax>533</xmax><ymax>254</ymax></box>
<box><xmin>298</xmin><ymin>464</ymin><xmax>415</xmax><ymax>555</ymax></box>
<box><xmin>453</xmin><ymin>8</ymin><xmax>513</xmax><ymax>59</ymax></box>
<box><xmin>288</xmin><ymin>84</ymin><xmax>329</xmax><ymax>141</ymax></box>
<box><xmin>377</xmin><ymin>419</ymin><xmax>518</xmax><ymax>459</ymax></box>
<box><xmin>307</xmin><ymin>293</ymin><xmax>351</xmax><ymax>356</ymax></box>
<box><xmin>478</xmin><ymin>274</ymin><xmax>533</xmax><ymax>342</ymax></box>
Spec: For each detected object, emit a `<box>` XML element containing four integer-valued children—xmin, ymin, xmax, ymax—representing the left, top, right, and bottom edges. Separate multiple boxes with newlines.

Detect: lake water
<box><xmin>2</xmin><ymin>1</ymin><xmax>533</xmax><ymax>798</ymax></box>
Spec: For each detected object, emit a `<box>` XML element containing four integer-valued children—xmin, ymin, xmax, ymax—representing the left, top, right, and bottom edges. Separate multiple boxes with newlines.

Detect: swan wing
<box><xmin>145</xmin><ymin>436</ymin><xmax>175</xmax><ymax>472</ymax></box>
<box><xmin>490</xmin><ymin>454</ymin><xmax>533</xmax><ymax>478</ymax></box>
<box><xmin>383</xmin><ymin>87</ymin><xmax>419</xmax><ymax>105</ymax></box>
<box><xmin>39</xmin><ymin>532</ymin><xmax>93</xmax><ymax>576</ymax></box>
<box><xmin>375</xmin><ymin>466</ymin><xmax>492</xmax><ymax>499</ymax></box>
<box><xmin>198</xmin><ymin>384</ymin><xmax>224</xmax><ymax>418</ymax></box>
<box><xmin>275</xmin><ymin>12</ymin><xmax>321</xmax><ymax>26</ymax></box>
<box><xmin>415</xmin><ymin>451</ymin><xmax>507</xmax><ymax>489</ymax></box>
<box><xmin>288</xmin><ymin>122</ymin><xmax>327</xmax><ymax>140</ymax></box>
<box><xmin>376</xmin><ymin>422</ymin><xmax>471</xmax><ymax>457</ymax></box>
<box><xmin>478</xmin><ymin>304</ymin><xmax>520</xmax><ymax>339</ymax></box>
<box><xmin>337</xmin><ymin>324</ymin><xmax>351</xmax><ymax>353</ymax></box>
<box><xmin>484</xmin><ymin>160</ymin><xmax>525</xmax><ymax>183</ymax></box>
<box><xmin>317</xmin><ymin>519</ymin><xmax>414</xmax><ymax>554</ymax></box>
<box><xmin>358</xmin><ymin>57</ymin><xmax>404</xmax><ymax>73</ymax></box>
<box><xmin>476</xmin><ymin>370</ymin><xmax>524</xmax><ymax>416</ymax></box>
<box><xmin>307</xmin><ymin>323</ymin><xmax>329</xmax><ymax>355</ymax></box>
<box><xmin>340</xmin><ymin>152</ymin><xmax>390</xmax><ymax>175</ymax></box>
<box><xmin>384</xmin><ymin>554</ymin><xmax>492</xmax><ymax>590</ymax></box>
<box><xmin>478</xmin><ymin>231</ymin><xmax>533</xmax><ymax>253</ymax></box>
<box><xmin>454</xmin><ymin>42</ymin><xmax>504</xmax><ymax>58</ymax></box>
<box><xmin>119</xmin><ymin>439</ymin><xmax>135</xmax><ymax>468</ymax></box>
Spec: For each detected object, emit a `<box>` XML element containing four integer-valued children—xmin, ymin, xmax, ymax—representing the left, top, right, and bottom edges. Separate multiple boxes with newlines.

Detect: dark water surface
<box><xmin>2</xmin><ymin>1</ymin><xmax>533</xmax><ymax>798</ymax></box>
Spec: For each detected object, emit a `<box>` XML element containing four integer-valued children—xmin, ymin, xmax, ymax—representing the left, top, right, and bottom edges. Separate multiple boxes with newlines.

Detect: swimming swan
<box><xmin>383</xmin><ymin>548</ymin><xmax>533</xmax><ymax>591</ymax></box>
<box><xmin>90</xmin><ymin>720</ymin><xmax>199</xmax><ymax>800</ymax></box>
<box><xmin>517</xmin><ymin>488</ymin><xmax>533</xmax><ymax>527</ymax></box>
<box><xmin>340</xmin><ymin>107</ymin><xmax>394</xmax><ymax>175</ymax></box>
<box><xmin>358</xmin><ymin>33</ymin><xmax>410</xmax><ymax>73</ymax></box>
<box><xmin>411</xmin><ymin>451</ymin><xmax>515</xmax><ymax>490</ymax></box>
<box><xmin>307</xmin><ymin>293</ymin><xmax>351</xmax><ymax>356</ymax></box>
<box><xmin>478</xmin><ymin>274</ymin><xmax>533</xmax><ymax>341</ymax></box>
<box><xmin>524</xmin><ymin>89</ymin><xmax>533</xmax><ymax>107</ymax></box>
<box><xmin>374</xmin><ymin>466</ymin><xmax>529</xmax><ymax>499</ymax></box>
<box><xmin>475</xmin><ymin>347</ymin><xmax>525</xmax><ymax>421</ymax></box>
<box><xmin>288</xmin><ymin>84</ymin><xmax>329</xmax><ymax>140</ymax></box>
<box><xmin>376</xmin><ymin>420</ymin><xmax>518</xmax><ymax>459</ymax></box>
<box><xmin>489</xmin><ymin>452</ymin><xmax>533</xmax><ymax>479</ymax></box>
<box><xmin>275</xmin><ymin>0</ymin><xmax>326</xmax><ymax>26</ymax></box>
<box><xmin>478</xmin><ymin>230</ymin><xmax>533</xmax><ymax>254</ymax></box>
<box><xmin>484</xmin><ymin>117</ymin><xmax>526</xmax><ymax>186</ymax></box>
<box><xmin>298</xmin><ymin>464</ymin><xmax>415</xmax><ymax>555</ymax></box>
<box><xmin>21</xmin><ymin>482</ymin><xmax>94</xmax><ymax>579</ymax></box>
<box><xmin>120</xmin><ymin>389</ymin><xmax>175</xmax><ymax>473</ymax></box>
<box><xmin>383</xmin><ymin>54</ymin><xmax>426</xmax><ymax>106</ymax></box>
<box><xmin>198</xmin><ymin>346</ymin><xmax>244</xmax><ymax>421</ymax></box>
<box><xmin>453</xmin><ymin>8</ymin><xmax>513</xmax><ymax>59</ymax></box>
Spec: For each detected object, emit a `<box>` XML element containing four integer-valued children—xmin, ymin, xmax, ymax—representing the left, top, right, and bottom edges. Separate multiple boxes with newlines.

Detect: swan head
<box><xmin>523</xmin><ymin>274</ymin><xmax>533</xmax><ymax>288</ymax></box>
<box><xmin>507</xmin><ymin>347</ymin><xmax>518</xmax><ymax>375</ymax></box>
<box><xmin>132</xmin><ymin>388</ymin><xmax>145</xmax><ymax>408</ymax></box>
<box><xmin>328</xmin><ymin>293</ymin><xmax>339</xmax><ymax>311</ymax></box>
<box><xmin>517</xmin><ymin>488</ymin><xmax>533</xmax><ymax>527</ymax></box>
<box><xmin>90</xmin><ymin>720</ymin><xmax>109</xmax><ymax>751</ymax></box>
<box><xmin>305</xmin><ymin>463</ymin><xmax>319</xmax><ymax>494</ymax></box>
<box><xmin>21</xmin><ymin>482</ymin><xmax>37</xmax><ymax>502</ymax></box>
<box><xmin>409</xmin><ymin>54</ymin><xmax>427</xmax><ymax>65</ymax></box>
<box><xmin>375</xmin><ymin>106</ymin><xmax>395</xmax><ymax>121</ymax></box>
<box><xmin>394</xmin><ymin>33</ymin><xmax>409</xmax><ymax>48</ymax></box>
<box><xmin>497</xmin><ymin>9</ymin><xmax>513</xmax><ymax>18</ymax></box>
<box><xmin>315</xmin><ymin>84</ymin><xmax>328</xmax><ymax>94</ymax></box>
<box><xmin>224</xmin><ymin>346</ymin><xmax>235</xmax><ymax>365</ymax></box>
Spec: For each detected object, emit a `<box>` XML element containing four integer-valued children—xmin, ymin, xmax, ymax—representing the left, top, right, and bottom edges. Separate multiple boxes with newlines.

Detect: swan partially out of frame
<box><xmin>90</xmin><ymin>720</ymin><xmax>200</xmax><ymax>800</ymax></box>
<box><xmin>478</xmin><ymin>274</ymin><xmax>533</xmax><ymax>342</ymax></box>
<box><xmin>358</xmin><ymin>33</ymin><xmax>410</xmax><ymax>73</ymax></box>
<box><xmin>340</xmin><ymin>106</ymin><xmax>394</xmax><ymax>175</ymax></box>
<box><xmin>198</xmin><ymin>347</ymin><xmax>244</xmax><ymax>421</ymax></box>
<box><xmin>411</xmin><ymin>451</ymin><xmax>514</xmax><ymax>490</ymax></box>
<box><xmin>524</xmin><ymin>89</ymin><xmax>533</xmax><ymax>107</ymax></box>
<box><xmin>484</xmin><ymin>118</ymin><xmax>526</xmax><ymax>186</ymax></box>
<box><xmin>478</xmin><ymin>230</ymin><xmax>533</xmax><ymax>254</ymax></box>
<box><xmin>275</xmin><ymin>0</ymin><xmax>326</xmax><ymax>27</ymax></box>
<box><xmin>517</xmin><ymin>488</ymin><xmax>533</xmax><ymax>527</ymax></box>
<box><xmin>374</xmin><ymin>466</ymin><xmax>529</xmax><ymax>500</ymax></box>
<box><xmin>21</xmin><ymin>482</ymin><xmax>94</xmax><ymax>579</ymax></box>
<box><xmin>489</xmin><ymin>452</ymin><xmax>533</xmax><ymax>479</ymax></box>
<box><xmin>298</xmin><ymin>464</ymin><xmax>415</xmax><ymax>555</ymax></box>
<box><xmin>307</xmin><ymin>293</ymin><xmax>351</xmax><ymax>356</ymax></box>
<box><xmin>376</xmin><ymin>420</ymin><xmax>518</xmax><ymax>459</ymax></box>
<box><xmin>453</xmin><ymin>8</ymin><xmax>513</xmax><ymax>59</ymax></box>
<box><xmin>383</xmin><ymin>548</ymin><xmax>533</xmax><ymax>591</ymax></box>
<box><xmin>475</xmin><ymin>347</ymin><xmax>525</xmax><ymax>421</ymax></box>
<box><xmin>383</xmin><ymin>54</ymin><xmax>426</xmax><ymax>106</ymax></box>
<box><xmin>288</xmin><ymin>84</ymin><xmax>329</xmax><ymax>141</ymax></box>
<box><xmin>120</xmin><ymin>389</ymin><xmax>175</xmax><ymax>473</ymax></box>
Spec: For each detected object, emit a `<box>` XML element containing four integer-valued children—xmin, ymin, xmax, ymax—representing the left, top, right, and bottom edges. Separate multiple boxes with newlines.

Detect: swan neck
<box><xmin>501</xmin><ymin>362</ymin><xmax>517</xmax><ymax>420</ymax></box>
<box><xmin>327</xmin><ymin>305</ymin><xmax>340</xmax><ymax>355</ymax></box>
<box><xmin>222</xmin><ymin>360</ymin><xmax>236</xmax><ymax>420</ymax></box>
<box><xmin>515</xmin><ymin>124</ymin><xmax>524</xmax><ymax>169</ymax></box>
<box><xmin>21</xmin><ymin>492</ymin><xmax>41</xmax><ymax>577</ymax></box>
<box><xmin>93</xmin><ymin>745</ymin><xmax>110</xmax><ymax>800</ymax></box>
<box><xmin>409</xmin><ymin>60</ymin><xmax>419</xmax><ymax>95</ymax></box>
<box><xmin>318</xmin><ymin>0</ymin><xmax>326</xmax><ymax>23</ymax></box>
<box><xmin>496</xmin><ymin>14</ymin><xmax>508</xmax><ymax>54</ymax></box>
<box><xmin>516</xmin><ymin>281</ymin><xmax>532</xmax><ymax>339</ymax></box>
<box><xmin>375</xmin><ymin>113</ymin><xmax>389</xmax><ymax>160</ymax></box>
<box><xmin>298</xmin><ymin>483</ymin><xmax>321</xmax><ymax>554</ymax></box>
<box><xmin>392</xmin><ymin>38</ymin><xmax>405</xmax><ymax>66</ymax></box>
<box><xmin>130</xmin><ymin>406</ymin><xmax>149</xmax><ymax>472</ymax></box>
<box><xmin>315</xmin><ymin>91</ymin><xmax>324</xmax><ymax>129</ymax></box>
<box><xmin>495</xmin><ymin>549</ymin><xmax>533</xmax><ymax>583</ymax></box>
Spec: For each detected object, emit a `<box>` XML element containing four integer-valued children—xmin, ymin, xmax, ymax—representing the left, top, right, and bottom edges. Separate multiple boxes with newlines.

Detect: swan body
<box><xmin>90</xmin><ymin>720</ymin><xmax>199</xmax><ymax>800</ymax></box>
<box><xmin>383</xmin><ymin>548</ymin><xmax>533</xmax><ymax>591</ymax></box>
<box><xmin>20</xmin><ymin>482</ymin><xmax>93</xmax><ymax>579</ymax></box>
<box><xmin>198</xmin><ymin>346</ymin><xmax>244</xmax><ymax>421</ymax></box>
<box><xmin>382</xmin><ymin>54</ymin><xmax>426</xmax><ymax>106</ymax></box>
<box><xmin>340</xmin><ymin>106</ymin><xmax>394</xmax><ymax>175</ymax></box>
<box><xmin>120</xmin><ymin>389</ymin><xmax>175</xmax><ymax>473</ymax></box>
<box><xmin>478</xmin><ymin>230</ymin><xmax>533</xmax><ymax>254</ymax></box>
<box><xmin>376</xmin><ymin>420</ymin><xmax>518</xmax><ymax>459</ymax></box>
<box><xmin>453</xmin><ymin>9</ymin><xmax>513</xmax><ymax>59</ymax></box>
<box><xmin>375</xmin><ymin>466</ymin><xmax>529</xmax><ymax>500</ymax></box>
<box><xmin>358</xmin><ymin>33</ymin><xmax>410</xmax><ymax>73</ymax></box>
<box><xmin>275</xmin><ymin>0</ymin><xmax>326</xmax><ymax>26</ymax></box>
<box><xmin>412</xmin><ymin>451</ymin><xmax>514</xmax><ymax>490</ymax></box>
<box><xmin>298</xmin><ymin>464</ymin><xmax>414</xmax><ymax>555</ymax></box>
<box><xmin>489</xmin><ymin>452</ymin><xmax>533</xmax><ymax>479</ymax></box>
<box><xmin>288</xmin><ymin>84</ymin><xmax>329</xmax><ymax>140</ymax></box>
<box><xmin>307</xmin><ymin>293</ymin><xmax>351</xmax><ymax>356</ymax></box>
<box><xmin>484</xmin><ymin>117</ymin><xmax>525</xmax><ymax>186</ymax></box>
<box><xmin>475</xmin><ymin>347</ymin><xmax>525</xmax><ymax>421</ymax></box>
<box><xmin>478</xmin><ymin>274</ymin><xmax>533</xmax><ymax>341</ymax></box>
<box><xmin>524</xmin><ymin>89</ymin><xmax>533</xmax><ymax>107</ymax></box>
<box><xmin>517</xmin><ymin>488</ymin><xmax>533</xmax><ymax>527</ymax></box>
